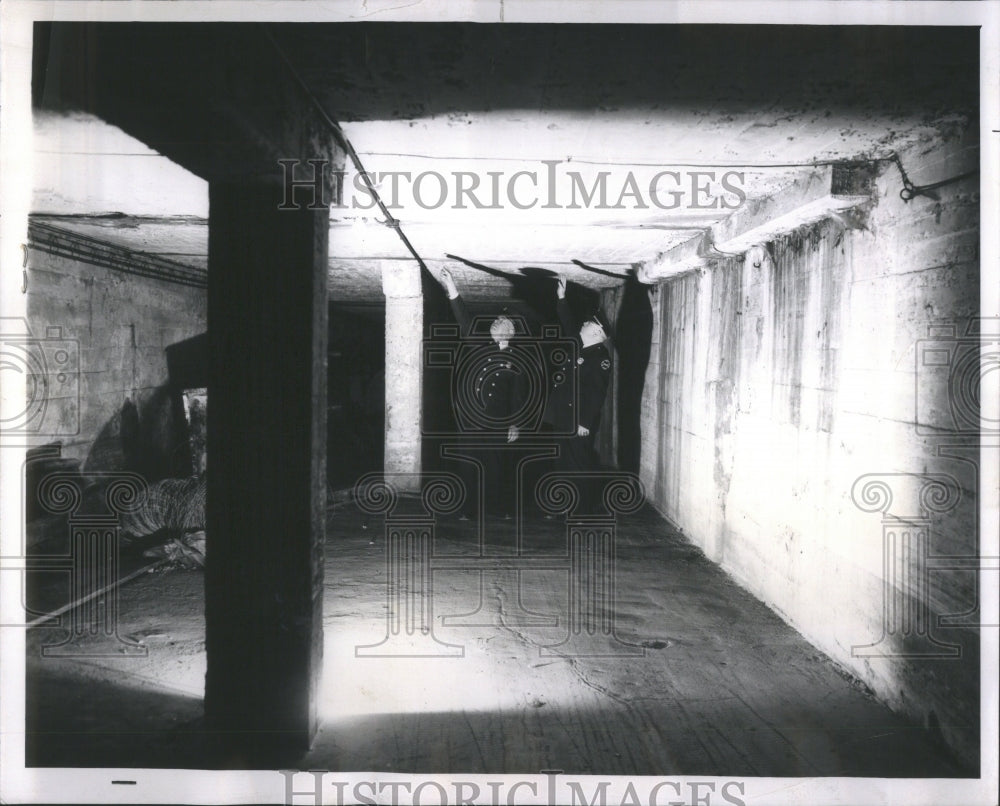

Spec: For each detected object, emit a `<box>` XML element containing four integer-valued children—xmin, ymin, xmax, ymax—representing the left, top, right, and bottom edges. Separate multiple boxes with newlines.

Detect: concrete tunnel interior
<box><xmin>10</xmin><ymin>18</ymin><xmax>991</xmax><ymax>783</ymax></box>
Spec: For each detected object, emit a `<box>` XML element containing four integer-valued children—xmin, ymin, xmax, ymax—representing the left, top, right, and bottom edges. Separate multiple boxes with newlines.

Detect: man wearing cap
<box><xmin>542</xmin><ymin>277</ymin><xmax>613</xmax><ymax>482</ymax></box>
<box><xmin>437</xmin><ymin>267</ymin><xmax>529</xmax><ymax>518</ymax></box>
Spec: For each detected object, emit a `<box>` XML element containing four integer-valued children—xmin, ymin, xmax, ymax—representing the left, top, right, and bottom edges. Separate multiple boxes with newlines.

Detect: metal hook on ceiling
<box><xmin>890</xmin><ymin>152</ymin><xmax>976</xmax><ymax>203</ymax></box>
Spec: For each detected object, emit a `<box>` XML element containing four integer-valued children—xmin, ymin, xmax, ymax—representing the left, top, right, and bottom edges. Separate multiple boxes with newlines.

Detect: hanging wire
<box><xmin>351</xmin><ymin>151</ymin><xmax>861</xmax><ymax>169</ymax></box>
<box><xmin>347</xmin><ymin>149</ymin><xmax>977</xmax><ymax>204</ymax></box>
<box><xmin>258</xmin><ymin>23</ymin><xmax>979</xmax><ymax>268</ymax></box>
<box><xmin>260</xmin><ymin>25</ymin><xmax>428</xmax><ymax>271</ymax></box>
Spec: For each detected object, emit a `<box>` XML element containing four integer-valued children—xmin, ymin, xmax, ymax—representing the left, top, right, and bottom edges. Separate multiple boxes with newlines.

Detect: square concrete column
<box><xmin>382</xmin><ymin>261</ymin><xmax>423</xmax><ymax>486</ymax></box>
<box><xmin>204</xmin><ymin>182</ymin><xmax>328</xmax><ymax>762</ymax></box>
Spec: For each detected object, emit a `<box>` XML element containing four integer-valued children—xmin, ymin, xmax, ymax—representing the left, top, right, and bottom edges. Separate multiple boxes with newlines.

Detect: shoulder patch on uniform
<box><xmin>601</xmin><ymin>359</ymin><xmax>611</xmax><ymax>370</ymax></box>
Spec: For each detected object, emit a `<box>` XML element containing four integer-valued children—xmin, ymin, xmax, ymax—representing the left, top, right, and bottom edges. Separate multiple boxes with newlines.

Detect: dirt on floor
<box><xmin>24</xmin><ymin>505</ymin><xmax>974</xmax><ymax>776</ymax></box>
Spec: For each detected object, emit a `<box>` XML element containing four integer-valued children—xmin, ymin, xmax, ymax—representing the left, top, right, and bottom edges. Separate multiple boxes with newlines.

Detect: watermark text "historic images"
<box><xmin>279</xmin><ymin>159</ymin><xmax>747</xmax><ymax>212</ymax></box>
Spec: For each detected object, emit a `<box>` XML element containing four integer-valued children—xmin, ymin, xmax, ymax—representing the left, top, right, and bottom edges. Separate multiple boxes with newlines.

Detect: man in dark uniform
<box><xmin>436</xmin><ymin>267</ymin><xmax>529</xmax><ymax>518</ymax></box>
<box><xmin>542</xmin><ymin>277</ymin><xmax>613</xmax><ymax>492</ymax></box>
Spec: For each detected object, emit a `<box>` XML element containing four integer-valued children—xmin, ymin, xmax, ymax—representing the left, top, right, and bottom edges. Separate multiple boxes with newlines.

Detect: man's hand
<box><xmin>556</xmin><ymin>277</ymin><xmax>567</xmax><ymax>299</ymax></box>
<box><xmin>439</xmin><ymin>267</ymin><xmax>459</xmax><ymax>299</ymax></box>
<box><xmin>507</xmin><ymin>425</ymin><xmax>520</xmax><ymax>443</ymax></box>
<box><xmin>576</xmin><ymin>425</ymin><xmax>590</xmax><ymax>437</ymax></box>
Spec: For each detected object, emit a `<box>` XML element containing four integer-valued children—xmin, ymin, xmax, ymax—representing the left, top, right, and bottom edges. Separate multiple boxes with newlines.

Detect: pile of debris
<box><xmin>120</xmin><ymin>475</ymin><xmax>207</xmax><ymax>569</ymax></box>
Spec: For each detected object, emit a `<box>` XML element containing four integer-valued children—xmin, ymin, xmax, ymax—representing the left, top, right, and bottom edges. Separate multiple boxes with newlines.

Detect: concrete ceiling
<box><xmin>31</xmin><ymin>23</ymin><xmax>978</xmax><ymax>302</ymax></box>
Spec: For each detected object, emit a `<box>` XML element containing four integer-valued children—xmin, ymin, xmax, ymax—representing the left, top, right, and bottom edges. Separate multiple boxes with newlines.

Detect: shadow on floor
<box><xmin>24</xmin><ymin>507</ymin><xmax>977</xmax><ymax>777</ymax></box>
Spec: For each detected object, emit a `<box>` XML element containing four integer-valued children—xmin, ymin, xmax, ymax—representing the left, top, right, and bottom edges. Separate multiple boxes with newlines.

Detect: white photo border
<box><xmin>1</xmin><ymin>2</ymin><xmax>997</xmax><ymax>804</ymax></box>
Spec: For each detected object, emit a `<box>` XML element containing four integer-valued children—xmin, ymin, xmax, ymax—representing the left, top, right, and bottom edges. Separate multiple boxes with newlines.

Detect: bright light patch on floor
<box><xmin>319</xmin><ymin>626</ymin><xmax>530</xmax><ymax>719</ymax></box>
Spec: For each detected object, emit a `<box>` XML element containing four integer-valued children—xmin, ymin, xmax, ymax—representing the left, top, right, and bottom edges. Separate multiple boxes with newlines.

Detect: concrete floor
<box><xmin>25</xmin><ymin>506</ymin><xmax>970</xmax><ymax>776</ymax></box>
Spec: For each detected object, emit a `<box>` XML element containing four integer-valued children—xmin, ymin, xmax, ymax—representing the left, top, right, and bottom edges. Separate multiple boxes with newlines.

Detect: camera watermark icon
<box><xmin>5</xmin><ymin>470</ymin><xmax>150</xmax><ymax>657</ymax></box>
<box><xmin>423</xmin><ymin>319</ymin><xmax>573</xmax><ymax>437</ymax></box>
<box><xmin>908</xmin><ymin>316</ymin><xmax>1000</xmax><ymax>634</ymax></box>
<box><xmin>915</xmin><ymin>318</ymin><xmax>1000</xmax><ymax>436</ymax></box>
<box><xmin>353</xmin><ymin>471</ymin><xmax>647</xmax><ymax>659</ymax></box>
<box><xmin>0</xmin><ymin>317</ymin><xmax>80</xmax><ymax>439</ymax></box>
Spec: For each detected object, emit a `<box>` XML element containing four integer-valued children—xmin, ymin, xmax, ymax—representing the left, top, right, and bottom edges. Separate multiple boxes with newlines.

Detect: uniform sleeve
<box><xmin>448</xmin><ymin>293</ymin><xmax>474</xmax><ymax>338</ymax></box>
<box><xmin>556</xmin><ymin>298</ymin><xmax>577</xmax><ymax>342</ymax></box>
<box><xmin>512</xmin><ymin>350</ymin><xmax>531</xmax><ymax>421</ymax></box>
<box><xmin>580</xmin><ymin>350</ymin><xmax>612</xmax><ymax>431</ymax></box>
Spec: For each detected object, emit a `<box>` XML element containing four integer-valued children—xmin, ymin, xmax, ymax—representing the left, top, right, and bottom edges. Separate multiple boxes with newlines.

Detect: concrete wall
<box><xmin>639</xmin><ymin>131</ymin><xmax>981</xmax><ymax>769</ymax></box>
<box><xmin>26</xmin><ymin>248</ymin><xmax>207</xmax><ymax>480</ymax></box>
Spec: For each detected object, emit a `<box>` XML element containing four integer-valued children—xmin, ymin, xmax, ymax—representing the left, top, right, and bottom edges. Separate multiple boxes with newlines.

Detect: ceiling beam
<box><xmin>637</xmin><ymin>162</ymin><xmax>875</xmax><ymax>282</ymax></box>
<box><xmin>40</xmin><ymin>23</ymin><xmax>343</xmax><ymax>184</ymax></box>
<box><xmin>636</xmin><ymin>232</ymin><xmax>712</xmax><ymax>284</ymax></box>
<box><xmin>712</xmin><ymin>162</ymin><xmax>875</xmax><ymax>253</ymax></box>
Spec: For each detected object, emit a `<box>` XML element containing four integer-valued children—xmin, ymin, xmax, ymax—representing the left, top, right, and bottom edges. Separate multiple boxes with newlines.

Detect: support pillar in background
<box><xmin>205</xmin><ymin>181</ymin><xmax>328</xmax><ymax>761</ymax></box>
<box><xmin>382</xmin><ymin>261</ymin><xmax>423</xmax><ymax>489</ymax></box>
